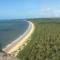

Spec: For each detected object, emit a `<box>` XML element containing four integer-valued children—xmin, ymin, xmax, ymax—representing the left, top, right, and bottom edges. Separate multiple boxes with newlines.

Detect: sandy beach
<box><xmin>2</xmin><ymin>21</ymin><xmax>35</xmax><ymax>55</ymax></box>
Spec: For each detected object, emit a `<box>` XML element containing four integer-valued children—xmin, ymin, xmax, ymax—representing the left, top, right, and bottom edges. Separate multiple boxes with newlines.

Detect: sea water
<box><xmin>0</xmin><ymin>20</ymin><xmax>29</xmax><ymax>48</ymax></box>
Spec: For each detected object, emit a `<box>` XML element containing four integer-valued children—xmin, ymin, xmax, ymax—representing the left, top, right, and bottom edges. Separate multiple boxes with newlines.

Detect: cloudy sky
<box><xmin>0</xmin><ymin>0</ymin><xmax>60</xmax><ymax>19</ymax></box>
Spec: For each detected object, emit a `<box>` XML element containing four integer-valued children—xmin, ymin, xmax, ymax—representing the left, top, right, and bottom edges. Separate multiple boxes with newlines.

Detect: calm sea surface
<box><xmin>0</xmin><ymin>20</ymin><xmax>29</xmax><ymax>48</ymax></box>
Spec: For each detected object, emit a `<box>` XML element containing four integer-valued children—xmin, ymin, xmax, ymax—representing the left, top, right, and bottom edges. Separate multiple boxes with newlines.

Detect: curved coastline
<box><xmin>2</xmin><ymin>21</ymin><xmax>35</xmax><ymax>55</ymax></box>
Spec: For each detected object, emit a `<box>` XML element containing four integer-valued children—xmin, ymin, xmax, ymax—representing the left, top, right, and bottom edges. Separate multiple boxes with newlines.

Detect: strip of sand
<box><xmin>2</xmin><ymin>21</ymin><xmax>35</xmax><ymax>55</ymax></box>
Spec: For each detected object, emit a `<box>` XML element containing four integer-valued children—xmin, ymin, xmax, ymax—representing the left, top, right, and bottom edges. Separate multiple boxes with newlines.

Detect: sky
<box><xmin>0</xmin><ymin>0</ymin><xmax>60</xmax><ymax>19</ymax></box>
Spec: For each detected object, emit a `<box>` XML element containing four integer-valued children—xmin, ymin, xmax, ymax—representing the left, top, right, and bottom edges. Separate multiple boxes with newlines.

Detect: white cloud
<box><xmin>40</xmin><ymin>7</ymin><xmax>60</xmax><ymax>17</ymax></box>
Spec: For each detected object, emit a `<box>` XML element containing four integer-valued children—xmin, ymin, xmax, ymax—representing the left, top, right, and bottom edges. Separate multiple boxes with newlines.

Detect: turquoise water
<box><xmin>0</xmin><ymin>20</ymin><xmax>29</xmax><ymax>48</ymax></box>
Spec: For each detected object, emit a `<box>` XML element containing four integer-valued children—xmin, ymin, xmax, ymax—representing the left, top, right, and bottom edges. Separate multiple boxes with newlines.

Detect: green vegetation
<box><xmin>17</xmin><ymin>19</ymin><xmax>60</xmax><ymax>60</ymax></box>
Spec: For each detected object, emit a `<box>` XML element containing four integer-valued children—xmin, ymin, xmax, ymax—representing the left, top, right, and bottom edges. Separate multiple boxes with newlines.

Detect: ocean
<box><xmin>0</xmin><ymin>20</ymin><xmax>29</xmax><ymax>49</ymax></box>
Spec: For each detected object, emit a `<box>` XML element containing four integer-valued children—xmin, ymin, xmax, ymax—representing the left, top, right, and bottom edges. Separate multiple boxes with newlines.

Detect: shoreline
<box><xmin>2</xmin><ymin>21</ymin><xmax>35</xmax><ymax>55</ymax></box>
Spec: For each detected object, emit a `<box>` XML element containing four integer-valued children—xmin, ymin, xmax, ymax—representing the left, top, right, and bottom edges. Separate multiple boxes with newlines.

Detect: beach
<box><xmin>2</xmin><ymin>21</ymin><xmax>35</xmax><ymax>55</ymax></box>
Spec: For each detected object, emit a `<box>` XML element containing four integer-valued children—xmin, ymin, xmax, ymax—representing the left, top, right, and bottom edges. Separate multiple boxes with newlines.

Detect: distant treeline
<box><xmin>27</xmin><ymin>18</ymin><xmax>60</xmax><ymax>22</ymax></box>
